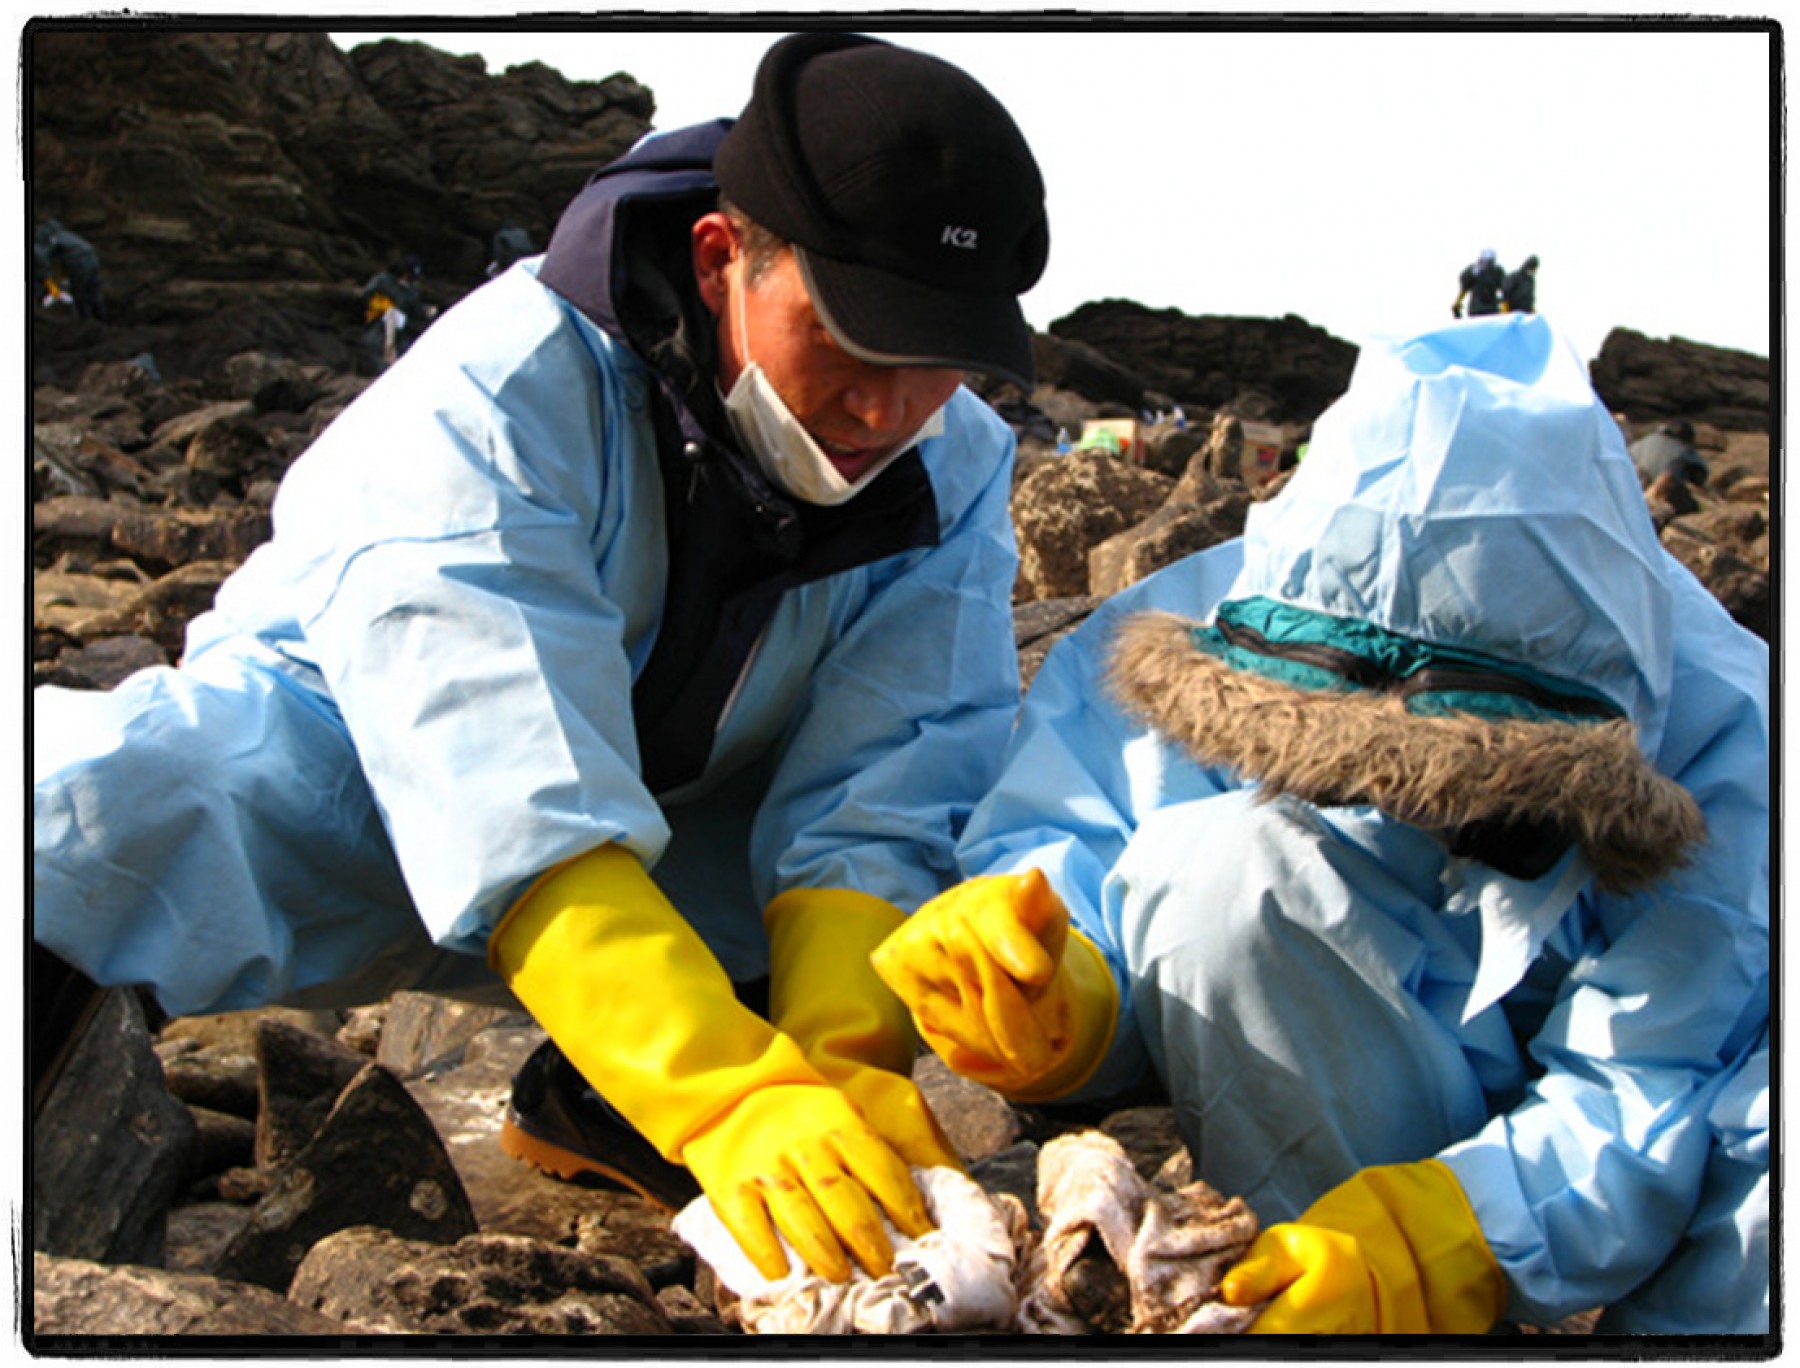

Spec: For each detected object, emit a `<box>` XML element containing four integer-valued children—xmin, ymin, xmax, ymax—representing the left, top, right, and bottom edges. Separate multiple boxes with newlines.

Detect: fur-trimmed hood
<box><xmin>1088</xmin><ymin>314</ymin><xmax>1708</xmax><ymax>892</ymax></box>
<box><xmin>1222</xmin><ymin>315</ymin><xmax>1680</xmax><ymax>758</ymax></box>
<box><xmin>1106</xmin><ymin>611</ymin><xmax>1704</xmax><ymax>893</ymax></box>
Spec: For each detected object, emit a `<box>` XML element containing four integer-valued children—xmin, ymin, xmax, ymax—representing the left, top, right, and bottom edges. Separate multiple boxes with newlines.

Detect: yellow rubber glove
<box><xmin>489</xmin><ymin>845</ymin><xmax>931</xmax><ymax>1283</ymax></box>
<box><xmin>869</xmin><ymin>869</ymin><xmax>1119</xmax><ymax>1103</ymax></box>
<box><xmin>765</xmin><ymin>887</ymin><xmax>963</xmax><ymax>1173</ymax></box>
<box><xmin>1220</xmin><ymin>1159</ymin><xmax>1506</xmax><ymax>1334</ymax></box>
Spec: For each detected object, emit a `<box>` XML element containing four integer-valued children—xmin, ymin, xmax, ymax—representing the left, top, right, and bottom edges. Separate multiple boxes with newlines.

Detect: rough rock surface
<box><xmin>31</xmin><ymin>27</ymin><xmax>652</xmax><ymax>369</ymax></box>
<box><xmin>33</xmin><ymin>989</ymin><xmax>199</xmax><ymax>1269</ymax></box>
<box><xmin>288</xmin><ymin>1227</ymin><xmax>672</xmax><ymax>1334</ymax></box>
<box><xmin>1591</xmin><ymin>328</ymin><xmax>1771</xmax><ymax>433</ymax></box>
<box><xmin>1012</xmin><ymin>453</ymin><xmax>1175</xmax><ymax>601</ymax></box>
<box><xmin>1052</xmin><ymin>300</ymin><xmax>1361</xmax><ymax>424</ymax></box>
<box><xmin>33</xmin><ymin>1252</ymin><xmax>354</xmax><ymax>1337</ymax></box>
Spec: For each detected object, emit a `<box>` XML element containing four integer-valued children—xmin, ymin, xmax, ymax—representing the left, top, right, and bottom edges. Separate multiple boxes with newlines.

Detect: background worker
<box><xmin>486</xmin><ymin>222</ymin><xmax>538</xmax><ymax>277</ymax></box>
<box><xmin>1630</xmin><ymin>416</ymin><xmax>1710</xmax><ymax>488</ymax></box>
<box><xmin>873</xmin><ymin>314</ymin><xmax>1769</xmax><ymax>1334</ymax></box>
<box><xmin>1502</xmin><ymin>252</ymin><xmax>1539</xmax><ymax>313</ymax></box>
<box><xmin>34</xmin><ymin>32</ymin><xmax>1048</xmax><ymax>1286</ymax></box>
<box><xmin>1452</xmin><ymin>246</ymin><xmax>1504</xmax><ymax>317</ymax></box>
<box><xmin>34</xmin><ymin>218</ymin><xmax>106</xmax><ymax>319</ymax></box>
<box><xmin>358</xmin><ymin>253</ymin><xmax>429</xmax><ymax>366</ymax></box>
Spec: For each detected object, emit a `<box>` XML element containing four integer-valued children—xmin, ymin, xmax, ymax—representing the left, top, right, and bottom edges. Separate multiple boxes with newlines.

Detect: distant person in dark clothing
<box><xmin>35</xmin><ymin>219</ymin><xmax>106</xmax><ymax>320</ymax></box>
<box><xmin>1630</xmin><ymin>419</ymin><xmax>1709</xmax><ymax>487</ymax></box>
<box><xmin>487</xmin><ymin>224</ymin><xmax>538</xmax><ymax>277</ymax></box>
<box><xmin>1503</xmin><ymin>254</ymin><xmax>1539</xmax><ymax>314</ymax></box>
<box><xmin>360</xmin><ymin>254</ymin><xmax>430</xmax><ymax>366</ymax></box>
<box><xmin>1452</xmin><ymin>248</ymin><xmax>1504</xmax><ymax>318</ymax></box>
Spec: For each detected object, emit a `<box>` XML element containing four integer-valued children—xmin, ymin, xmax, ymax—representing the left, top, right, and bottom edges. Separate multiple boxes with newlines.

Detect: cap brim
<box><xmin>796</xmin><ymin>247</ymin><xmax>1036</xmax><ymax>391</ymax></box>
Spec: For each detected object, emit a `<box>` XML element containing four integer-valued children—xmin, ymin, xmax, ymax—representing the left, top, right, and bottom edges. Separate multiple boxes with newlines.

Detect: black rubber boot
<box><xmin>499</xmin><ymin>1040</ymin><xmax>702</xmax><ymax>1212</ymax></box>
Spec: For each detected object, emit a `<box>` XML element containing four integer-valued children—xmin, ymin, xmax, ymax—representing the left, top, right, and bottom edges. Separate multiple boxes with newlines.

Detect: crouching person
<box><xmin>874</xmin><ymin>314</ymin><xmax>1770</xmax><ymax>1335</ymax></box>
<box><xmin>34</xmin><ymin>32</ymin><xmax>1047</xmax><ymax>1287</ymax></box>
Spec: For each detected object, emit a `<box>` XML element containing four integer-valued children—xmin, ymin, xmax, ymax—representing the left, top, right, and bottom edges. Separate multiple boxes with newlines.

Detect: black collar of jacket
<box><xmin>535</xmin><ymin>117</ymin><xmax>940</xmax><ymax>565</ymax></box>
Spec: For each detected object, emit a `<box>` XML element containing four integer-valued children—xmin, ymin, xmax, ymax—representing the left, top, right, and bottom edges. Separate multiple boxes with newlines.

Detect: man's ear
<box><xmin>692</xmin><ymin>212</ymin><xmax>737</xmax><ymax>316</ymax></box>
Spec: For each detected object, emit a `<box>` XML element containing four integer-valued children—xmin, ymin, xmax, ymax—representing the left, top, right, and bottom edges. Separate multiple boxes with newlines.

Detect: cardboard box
<box><xmin>1077</xmin><ymin>417</ymin><xmax>1142</xmax><ymax>461</ymax></box>
<box><xmin>1241</xmin><ymin>421</ymin><xmax>1286</xmax><ymax>484</ymax></box>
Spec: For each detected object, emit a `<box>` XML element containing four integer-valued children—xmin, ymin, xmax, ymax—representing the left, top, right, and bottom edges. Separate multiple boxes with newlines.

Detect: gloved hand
<box><xmin>1452</xmin><ymin>302</ymin><xmax>1464</xmax><ymax>318</ymax></box>
<box><xmin>765</xmin><ymin>887</ymin><xmax>963</xmax><ymax>1172</ymax></box>
<box><xmin>490</xmin><ymin>845</ymin><xmax>931</xmax><ymax>1283</ymax></box>
<box><xmin>870</xmin><ymin>869</ymin><xmax>1118</xmax><ymax>1102</ymax></box>
<box><xmin>1219</xmin><ymin>1159</ymin><xmax>1506</xmax><ymax>1334</ymax></box>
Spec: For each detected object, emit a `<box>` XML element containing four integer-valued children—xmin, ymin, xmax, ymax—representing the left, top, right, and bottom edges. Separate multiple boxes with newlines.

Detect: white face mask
<box><xmin>721</xmin><ymin>268</ymin><xmax>946</xmax><ymax>506</ymax></box>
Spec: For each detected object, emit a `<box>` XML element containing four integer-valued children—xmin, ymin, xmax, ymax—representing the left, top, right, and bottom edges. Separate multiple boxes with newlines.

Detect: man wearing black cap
<box><xmin>34</xmin><ymin>32</ymin><xmax>1047</xmax><ymax>1286</ymax></box>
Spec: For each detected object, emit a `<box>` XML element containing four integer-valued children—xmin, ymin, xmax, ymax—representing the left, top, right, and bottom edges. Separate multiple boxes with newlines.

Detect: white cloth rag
<box><xmin>673</xmin><ymin>1132</ymin><xmax>1265</xmax><ymax>1335</ymax></box>
<box><xmin>1018</xmin><ymin>1130</ymin><xmax>1264</xmax><ymax>1334</ymax></box>
<box><xmin>672</xmin><ymin>1165</ymin><xmax>1028</xmax><ymax>1334</ymax></box>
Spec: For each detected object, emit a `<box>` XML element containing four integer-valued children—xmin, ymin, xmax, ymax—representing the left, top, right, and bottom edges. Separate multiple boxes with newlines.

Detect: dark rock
<box><xmin>32</xmin><ymin>1251</ymin><xmax>352</xmax><ymax>1337</ymax></box>
<box><xmin>1645</xmin><ymin>469</ymin><xmax>1702</xmax><ymax>528</ymax></box>
<box><xmin>219</xmin><ymin>350</ymin><xmax>326</xmax><ymax>413</ymax></box>
<box><xmin>185</xmin><ymin>1103</ymin><xmax>258</xmax><ymax>1182</ymax></box>
<box><xmin>36</xmin><ymin>632</ymin><xmax>170</xmax><ymax>689</ymax></box>
<box><xmin>913</xmin><ymin>1053</ymin><xmax>1025</xmax><ymax>1161</ymax></box>
<box><xmin>213</xmin><ymin>1063</ymin><xmax>478</xmax><ymax>1291</ymax></box>
<box><xmin>33</xmin><ymin>988</ymin><xmax>199</xmax><ymax>1268</ymax></box>
<box><xmin>217</xmin><ymin>1167</ymin><xmax>277</xmax><ymax>1204</ymax></box>
<box><xmin>157</xmin><ymin>1006</ymin><xmax>340</xmax><ymax>1118</ymax></box>
<box><xmin>156</xmin><ymin>1039</ymin><xmax>262</xmax><ymax>1120</ymax></box>
<box><xmin>400</xmin><ymin>1021</ymin><xmax>650</xmax><ymax>1245</ymax></box>
<box><xmin>1099</xmin><ymin>1107</ymin><xmax>1190</xmax><ymax>1183</ymax></box>
<box><xmin>656</xmin><ymin>1281</ymin><xmax>731</xmax><ymax>1334</ymax></box>
<box><xmin>253</xmin><ymin>1016</ymin><xmax>376</xmax><ymax>1168</ymax></box>
<box><xmin>1053</xmin><ymin>300</ymin><xmax>1358</xmax><ymax>425</ymax></box>
<box><xmin>184</xmin><ymin>413</ymin><xmax>276</xmax><ymax>484</ymax></box>
<box><xmin>575</xmin><ymin>1206</ymin><xmax>695</xmax><ymax>1290</ymax></box>
<box><xmin>1088</xmin><ymin>494</ymin><xmax>1251</xmax><ymax>598</ymax></box>
<box><xmin>164</xmin><ymin>1201</ymin><xmax>256</xmax><ymax>1275</ymax></box>
<box><xmin>1660</xmin><ymin>525</ymin><xmax>1772</xmax><ymax>641</ymax></box>
<box><xmin>1682</xmin><ymin>503</ymin><xmax>1770</xmax><ymax>568</ymax></box>
<box><xmin>34</xmin><ymin>421</ymin><xmax>154</xmax><ymax>498</ymax></box>
<box><xmin>969</xmin><ymin>1141</ymin><xmax>1043</xmax><ymax>1228</ymax></box>
<box><xmin>30</xmin><ymin>28</ymin><xmax>654</xmax><ymax>386</ymax></box>
<box><xmin>335</xmin><ymin>1001</ymin><xmax>387</xmax><ymax>1056</ymax></box>
<box><xmin>34</xmin><ymin>495</ymin><xmax>269</xmax><ymax>576</ymax></box>
<box><xmin>1139</xmin><ymin>417</ymin><xmax>1207</xmax><ymax>478</ymax></box>
<box><xmin>1030</xmin><ymin>331</ymin><xmax>1160</xmax><ymax>412</ymax></box>
<box><xmin>34</xmin><ymin>558</ymin><xmax>238</xmax><ymax>663</ymax></box>
<box><xmin>1591</xmin><ymin>329</ymin><xmax>1770</xmax><ymax>433</ymax></box>
<box><xmin>288</xmin><ymin>1227</ymin><xmax>671</xmax><ymax>1334</ymax></box>
<box><xmin>1013</xmin><ymin>594</ymin><xmax>1103</xmax><ymax>689</ymax></box>
<box><xmin>375</xmin><ymin>991</ymin><xmax>526</xmax><ymax>1079</ymax></box>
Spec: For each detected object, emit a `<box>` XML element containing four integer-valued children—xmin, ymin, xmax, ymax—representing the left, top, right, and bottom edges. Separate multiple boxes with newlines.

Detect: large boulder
<box><xmin>33</xmin><ymin>1253</ymin><xmax>353</xmax><ymax>1337</ymax></box>
<box><xmin>1012</xmin><ymin>452</ymin><xmax>1174</xmax><ymax>601</ymax></box>
<box><xmin>1051</xmin><ymin>300</ymin><xmax>1358</xmax><ymax>425</ymax></box>
<box><xmin>1590</xmin><ymin>328</ymin><xmax>1770</xmax><ymax>433</ymax></box>
<box><xmin>29</xmin><ymin>28</ymin><xmax>654</xmax><ymax>385</ymax></box>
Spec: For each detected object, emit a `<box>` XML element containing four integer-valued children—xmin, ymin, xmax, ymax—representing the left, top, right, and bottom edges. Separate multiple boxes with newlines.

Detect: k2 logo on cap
<box><xmin>941</xmin><ymin>225</ymin><xmax>979</xmax><ymax>250</ymax></box>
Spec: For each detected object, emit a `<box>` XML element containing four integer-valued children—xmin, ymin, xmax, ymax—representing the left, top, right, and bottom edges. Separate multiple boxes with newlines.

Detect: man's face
<box><xmin>702</xmin><ymin>218</ymin><xmax>963</xmax><ymax>482</ymax></box>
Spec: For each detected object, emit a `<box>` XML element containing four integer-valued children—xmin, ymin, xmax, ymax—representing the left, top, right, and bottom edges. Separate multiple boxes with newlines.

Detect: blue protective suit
<box><xmin>957</xmin><ymin>316</ymin><xmax>1769</xmax><ymax>1332</ymax></box>
<box><xmin>34</xmin><ymin>122</ymin><xmax>1022</xmax><ymax>1016</ymax></box>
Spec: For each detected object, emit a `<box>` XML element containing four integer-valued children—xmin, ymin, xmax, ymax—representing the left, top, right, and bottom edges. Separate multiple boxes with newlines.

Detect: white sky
<box><xmin>323</xmin><ymin>15</ymin><xmax>1779</xmax><ymax>364</ymax></box>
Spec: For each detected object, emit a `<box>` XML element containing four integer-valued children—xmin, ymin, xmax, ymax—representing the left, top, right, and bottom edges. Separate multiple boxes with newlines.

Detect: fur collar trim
<box><xmin>1106</xmin><ymin>611</ymin><xmax>1705</xmax><ymax>893</ymax></box>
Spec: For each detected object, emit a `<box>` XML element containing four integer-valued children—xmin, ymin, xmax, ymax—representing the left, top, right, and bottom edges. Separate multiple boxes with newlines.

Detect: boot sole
<box><xmin>499</xmin><ymin>1112</ymin><xmax>690</xmax><ymax>1212</ymax></box>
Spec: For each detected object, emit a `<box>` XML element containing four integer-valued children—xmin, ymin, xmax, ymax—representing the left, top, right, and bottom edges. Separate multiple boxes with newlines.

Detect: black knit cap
<box><xmin>714</xmin><ymin>32</ymin><xmax>1049</xmax><ymax>389</ymax></box>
